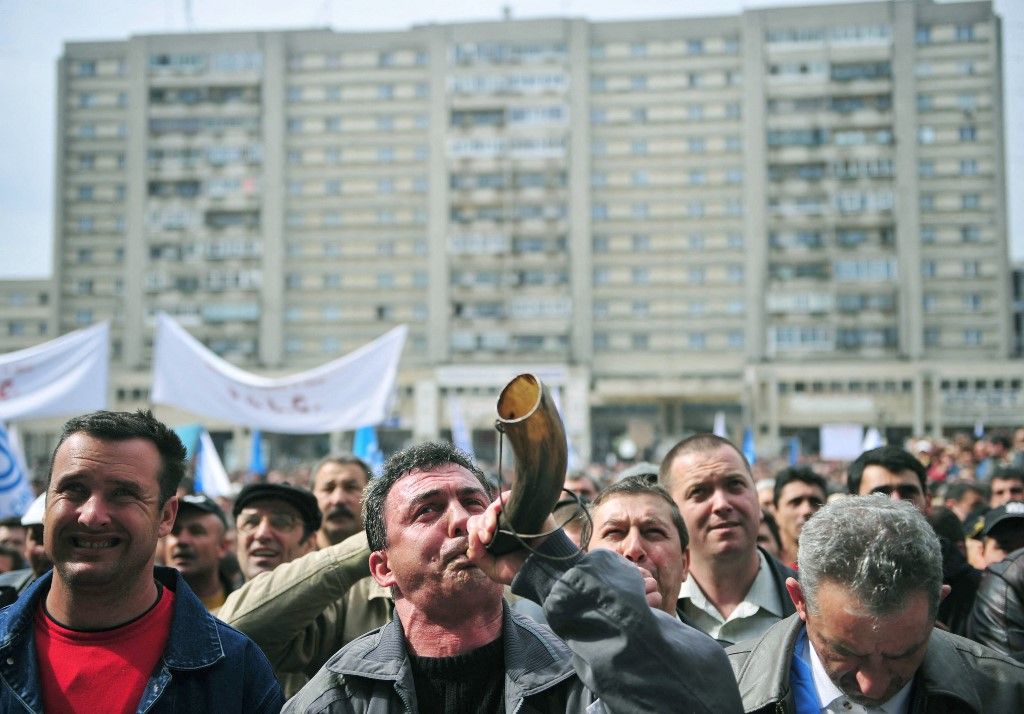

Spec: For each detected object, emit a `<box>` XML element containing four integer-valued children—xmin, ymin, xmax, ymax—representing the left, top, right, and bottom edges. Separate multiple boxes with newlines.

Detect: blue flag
<box><xmin>742</xmin><ymin>427</ymin><xmax>757</xmax><ymax>466</ymax></box>
<box><xmin>250</xmin><ymin>429</ymin><xmax>266</xmax><ymax>476</ymax></box>
<box><xmin>353</xmin><ymin>426</ymin><xmax>383</xmax><ymax>475</ymax></box>
<box><xmin>788</xmin><ymin>437</ymin><xmax>800</xmax><ymax>466</ymax></box>
<box><xmin>0</xmin><ymin>423</ymin><xmax>35</xmax><ymax>518</ymax></box>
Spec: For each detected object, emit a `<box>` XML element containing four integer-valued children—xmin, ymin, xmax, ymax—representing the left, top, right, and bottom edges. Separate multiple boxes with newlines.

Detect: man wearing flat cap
<box><xmin>232</xmin><ymin>483</ymin><xmax>321</xmax><ymax>582</ymax></box>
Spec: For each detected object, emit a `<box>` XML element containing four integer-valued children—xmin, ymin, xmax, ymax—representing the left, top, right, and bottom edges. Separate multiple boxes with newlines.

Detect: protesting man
<box><xmin>311</xmin><ymin>454</ymin><xmax>371</xmax><ymax>548</ymax></box>
<box><xmin>163</xmin><ymin>494</ymin><xmax>232</xmax><ymax>610</ymax></box>
<box><xmin>586</xmin><ymin>472</ymin><xmax>688</xmax><ymax>617</ymax></box>
<box><xmin>0</xmin><ymin>410</ymin><xmax>283</xmax><ymax>712</ymax></box>
<box><xmin>771</xmin><ymin>466</ymin><xmax>826</xmax><ymax>568</ymax></box>
<box><xmin>285</xmin><ymin>441</ymin><xmax>741</xmax><ymax>713</ymax></box>
<box><xmin>728</xmin><ymin>496</ymin><xmax>1023</xmax><ymax>712</ymax></box>
<box><xmin>233</xmin><ymin>482</ymin><xmax>320</xmax><ymax>581</ymax></box>
<box><xmin>660</xmin><ymin>434</ymin><xmax>796</xmax><ymax>646</ymax></box>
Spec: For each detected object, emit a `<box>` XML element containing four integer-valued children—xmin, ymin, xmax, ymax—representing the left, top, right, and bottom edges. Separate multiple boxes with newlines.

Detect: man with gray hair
<box><xmin>727</xmin><ymin>496</ymin><xmax>1023</xmax><ymax>712</ymax></box>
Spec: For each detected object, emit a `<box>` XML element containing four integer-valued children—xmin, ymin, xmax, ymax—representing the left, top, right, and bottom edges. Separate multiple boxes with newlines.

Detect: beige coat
<box><xmin>217</xmin><ymin>533</ymin><xmax>393</xmax><ymax>698</ymax></box>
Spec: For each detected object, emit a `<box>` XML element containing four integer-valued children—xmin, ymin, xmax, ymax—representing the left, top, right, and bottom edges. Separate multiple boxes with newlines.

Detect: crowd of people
<box><xmin>0</xmin><ymin>408</ymin><xmax>1021</xmax><ymax>712</ymax></box>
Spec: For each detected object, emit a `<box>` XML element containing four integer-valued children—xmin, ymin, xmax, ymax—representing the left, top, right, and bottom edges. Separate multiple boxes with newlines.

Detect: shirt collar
<box><xmin>802</xmin><ymin>626</ymin><xmax>913</xmax><ymax>714</ymax></box>
<box><xmin>678</xmin><ymin>551</ymin><xmax>785</xmax><ymax>619</ymax></box>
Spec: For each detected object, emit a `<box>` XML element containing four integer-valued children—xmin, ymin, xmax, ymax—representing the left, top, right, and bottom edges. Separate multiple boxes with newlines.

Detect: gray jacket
<box><xmin>726</xmin><ymin>613</ymin><xmax>1024</xmax><ymax>713</ymax></box>
<box><xmin>285</xmin><ymin>531</ymin><xmax>742</xmax><ymax>713</ymax></box>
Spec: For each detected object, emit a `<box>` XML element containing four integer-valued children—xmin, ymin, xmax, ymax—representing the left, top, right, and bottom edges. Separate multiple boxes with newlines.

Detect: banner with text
<box><xmin>0</xmin><ymin>322</ymin><xmax>109</xmax><ymax>422</ymax></box>
<box><xmin>151</xmin><ymin>314</ymin><xmax>407</xmax><ymax>434</ymax></box>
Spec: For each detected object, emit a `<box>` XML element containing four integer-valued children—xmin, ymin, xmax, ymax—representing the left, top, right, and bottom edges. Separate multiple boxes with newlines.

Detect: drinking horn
<box><xmin>487</xmin><ymin>373</ymin><xmax>568</xmax><ymax>555</ymax></box>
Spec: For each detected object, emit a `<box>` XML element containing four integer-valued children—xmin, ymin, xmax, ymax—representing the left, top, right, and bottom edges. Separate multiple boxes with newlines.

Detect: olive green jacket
<box><xmin>217</xmin><ymin>532</ymin><xmax>393</xmax><ymax>698</ymax></box>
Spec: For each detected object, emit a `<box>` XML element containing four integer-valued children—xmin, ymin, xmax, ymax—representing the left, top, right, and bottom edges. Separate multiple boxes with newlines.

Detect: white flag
<box><xmin>712</xmin><ymin>411</ymin><xmax>727</xmax><ymax>438</ymax></box>
<box><xmin>152</xmin><ymin>313</ymin><xmax>406</xmax><ymax>434</ymax></box>
<box><xmin>195</xmin><ymin>429</ymin><xmax>232</xmax><ymax>498</ymax></box>
<box><xmin>0</xmin><ymin>423</ymin><xmax>35</xmax><ymax>519</ymax></box>
<box><xmin>0</xmin><ymin>322</ymin><xmax>109</xmax><ymax>421</ymax></box>
<box><xmin>447</xmin><ymin>395</ymin><xmax>475</xmax><ymax>459</ymax></box>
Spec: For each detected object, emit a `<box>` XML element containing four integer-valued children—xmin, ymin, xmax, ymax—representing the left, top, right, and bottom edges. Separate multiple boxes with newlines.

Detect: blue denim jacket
<box><xmin>0</xmin><ymin>566</ymin><xmax>284</xmax><ymax>714</ymax></box>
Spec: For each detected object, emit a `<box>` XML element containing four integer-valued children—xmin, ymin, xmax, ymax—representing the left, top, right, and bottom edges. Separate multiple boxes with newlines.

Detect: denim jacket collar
<box><xmin>0</xmin><ymin>566</ymin><xmax>226</xmax><ymax>713</ymax></box>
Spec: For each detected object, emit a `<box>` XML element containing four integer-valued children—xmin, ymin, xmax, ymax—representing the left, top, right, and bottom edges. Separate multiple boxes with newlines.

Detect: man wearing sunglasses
<box><xmin>232</xmin><ymin>483</ymin><xmax>321</xmax><ymax>582</ymax></box>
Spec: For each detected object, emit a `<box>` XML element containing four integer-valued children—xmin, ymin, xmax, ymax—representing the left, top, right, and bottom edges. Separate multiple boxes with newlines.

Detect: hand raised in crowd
<box><xmin>467</xmin><ymin>491</ymin><xmax>554</xmax><ymax>585</ymax></box>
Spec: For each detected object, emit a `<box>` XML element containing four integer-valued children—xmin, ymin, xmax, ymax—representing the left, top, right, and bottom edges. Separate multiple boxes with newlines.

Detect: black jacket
<box><xmin>967</xmin><ymin>546</ymin><xmax>1024</xmax><ymax>661</ymax></box>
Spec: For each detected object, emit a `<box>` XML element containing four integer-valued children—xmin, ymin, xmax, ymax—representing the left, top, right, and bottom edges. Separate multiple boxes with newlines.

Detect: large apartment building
<box><xmin>44</xmin><ymin>0</ymin><xmax>1012</xmax><ymax>463</ymax></box>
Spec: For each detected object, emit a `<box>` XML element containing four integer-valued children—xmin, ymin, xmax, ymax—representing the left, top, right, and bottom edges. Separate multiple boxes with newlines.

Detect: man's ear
<box><xmin>369</xmin><ymin>549</ymin><xmax>396</xmax><ymax>589</ymax></box>
<box><xmin>158</xmin><ymin>496</ymin><xmax>179</xmax><ymax>539</ymax></box>
<box><xmin>939</xmin><ymin>583</ymin><xmax>952</xmax><ymax>603</ymax></box>
<box><xmin>680</xmin><ymin>546</ymin><xmax>690</xmax><ymax>584</ymax></box>
<box><xmin>785</xmin><ymin>577</ymin><xmax>808</xmax><ymax>622</ymax></box>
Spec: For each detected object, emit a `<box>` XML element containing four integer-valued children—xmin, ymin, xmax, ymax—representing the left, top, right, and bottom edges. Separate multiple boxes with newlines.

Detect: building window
<box><xmin>962</xmin><ymin>193</ymin><xmax>980</xmax><ymax>210</ymax></box>
<box><xmin>632</xmin><ymin>333</ymin><xmax>649</xmax><ymax>350</ymax></box>
<box><xmin>964</xmin><ymin>329</ymin><xmax>982</xmax><ymax>346</ymax></box>
<box><xmin>956</xmin><ymin>24</ymin><xmax>974</xmax><ymax>42</ymax></box>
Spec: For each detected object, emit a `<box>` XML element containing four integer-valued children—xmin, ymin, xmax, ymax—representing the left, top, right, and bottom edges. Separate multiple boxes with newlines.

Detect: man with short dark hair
<box><xmin>586</xmin><ymin>472</ymin><xmax>689</xmax><ymax>617</ymax></box>
<box><xmin>660</xmin><ymin>434</ymin><xmax>796</xmax><ymax>646</ymax></box>
<box><xmin>0</xmin><ymin>410</ymin><xmax>282</xmax><ymax>712</ymax></box>
<box><xmin>990</xmin><ymin>467</ymin><xmax>1024</xmax><ymax>507</ymax></box>
<box><xmin>310</xmin><ymin>454</ymin><xmax>371</xmax><ymax>548</ymax></box>
<box><xmin>728</xmin><ymin>497</ymin><xmax>1024</xmax><ymax>712</ymax></box>
<box><xmin>771</xmin><ymin>466</ymin><xmax>827</xmax><ymax>567</ymax></box>
<box><xmin>847</xmin><ymin>445</ymin><xmax>928</xmax><ymax>511</ymax></box>
<box><xmin>287</xmin><ymin>440</ymin><xmax>742</xmax><ymax>713</ymax></box>
<box><xmin>944</xmin><ymin>481</ymin><xmax>986</xmax><ymax>524</ymax></box>
<box><xmin>164</xmin><ymin>494</ymin><xmax>232</xmax><ymax>610</ymax></box>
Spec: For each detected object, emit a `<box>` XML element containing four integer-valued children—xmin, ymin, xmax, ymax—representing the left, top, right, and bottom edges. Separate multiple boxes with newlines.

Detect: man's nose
<box><xmin>854</xmin><ymin>663</ymin><xmax>892</xmax><ymax>701</ymax></box>
<box><xmin>620</xmin><ymin>531</ymin><xmax>646</xmax><ymax>563</ymax></box>
<box><xmin>79</xmin><ymin>494</ymin><xmax>111</xmax><ymax>527</ymax></box>
<box><xmin>447</xmin><ymin>501</ymin><xmax>472</xmax><ymax>537</ymax></box>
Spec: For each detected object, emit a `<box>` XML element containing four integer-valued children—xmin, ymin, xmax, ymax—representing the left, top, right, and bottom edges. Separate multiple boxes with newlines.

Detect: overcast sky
<box><xmin>1</xmin><ymin>0</ymin><xmax>1020</xmax><ymax>278</ymax></box>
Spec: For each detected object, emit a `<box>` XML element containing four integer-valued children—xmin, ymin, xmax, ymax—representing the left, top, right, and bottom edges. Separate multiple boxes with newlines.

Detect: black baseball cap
<box><xmin>232</xmin><ymin>483</ymin><xmax>322</xmax><ymax>534</ymax></box>
<box><xmin>177</xmin><ymin>493</ymin><xmax>228</xmax><ymax>529</ymax></box>
<box><xmin>980</xmin><ymin>500</ymin><xmax>1024</xmax><ymax>537</ymax></box>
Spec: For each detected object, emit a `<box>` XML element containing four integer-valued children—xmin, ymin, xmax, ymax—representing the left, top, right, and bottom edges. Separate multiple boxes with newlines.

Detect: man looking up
<box><xmin>233</xmin><ymin>482</ymin><xmax>320</xmax><ymax>581</ymax></box>
<box><xmin>660</xmin><ymin>433</ymin><xmax>795</xmax><ymax>646</ymax></box>
<box><xmin>0</xmin><ymin>410</ymin><xmax>282</xmax><ymax>712</ymax></box>
<box><xmin>586</xmin><ymin>472</ymin><xmax>688</xmax><ymax>617</ymax></box>
<box><xmin>311</xmin><ymin>454</ymin><xmax>370</xmax><ymax>548</ymax></box>
<box><xmin>771</xmin><ymin>466</ymin><xmax>827</xmax><ymax>567</ymax></box>
<box><xmin>728</xmin><ymin>497</ymin><xmax>1023</xmax><ymax>712</ymax></box>
<box><xmin>164</xmin><ymin>494</ymin><xmax>231</xmax><ymax>610</ymax></box>
<box><xmin>285</xmin><ymin>441</ymin><xmax>742</xmax><ymax>713</ymax></box>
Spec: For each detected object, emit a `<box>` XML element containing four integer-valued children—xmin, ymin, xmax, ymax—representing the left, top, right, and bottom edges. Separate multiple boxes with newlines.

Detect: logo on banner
<box><xmin>0</xmin><ymin>426</ymin><xmax>34</xmax><ymax>517</ymax></box>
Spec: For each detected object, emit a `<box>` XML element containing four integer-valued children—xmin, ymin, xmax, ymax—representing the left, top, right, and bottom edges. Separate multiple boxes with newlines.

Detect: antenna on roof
<box><xmin>502</xmin><ymin>5</ymin><xmax>512</xmax><ymax>20</ymax></box>
<box><xmin>184</xmin><ymin>0</ymin><xmax>194</xmax><ymax>30</ymax></box>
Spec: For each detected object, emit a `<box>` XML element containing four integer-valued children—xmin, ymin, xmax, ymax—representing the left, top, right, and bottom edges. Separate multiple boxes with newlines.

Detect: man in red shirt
<box><xmin>0</xmin><ymin>409</ymin><xmax>282</xmax><ymax>713</ymax></box>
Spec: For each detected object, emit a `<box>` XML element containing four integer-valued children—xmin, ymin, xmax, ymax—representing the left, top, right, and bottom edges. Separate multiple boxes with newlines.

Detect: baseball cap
<box><xmin>232</xmin><ymin>483</ymin><xmax>322</xmax><ymax>534</ymax></box>
<box><xmin>177</xmin><ymin>493</ymin><xmax>228</xmax><ymax>529</ymax></box>
<box><xmin>980</xmin><ymin>500</ymin><xmax>1024</xmax><ymax>537</ymax></box>
<box><xmin>21</xmin><ymin>493</ymin><xmax>46</xmax><ymax>526</ymax></box>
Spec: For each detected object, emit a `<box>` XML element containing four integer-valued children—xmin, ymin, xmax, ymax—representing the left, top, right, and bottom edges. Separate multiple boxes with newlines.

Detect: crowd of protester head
<box><xmin>4</xmin><ymin>409</ymin><xmax>1024</xmax><ymax>711</ymax></box>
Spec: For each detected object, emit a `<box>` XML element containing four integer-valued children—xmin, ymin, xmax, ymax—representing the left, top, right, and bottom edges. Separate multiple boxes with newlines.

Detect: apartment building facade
<box><xmin>42</xmin><ymin>0</ymin><xmax>1011</xmax><ymax>464</ymax></box>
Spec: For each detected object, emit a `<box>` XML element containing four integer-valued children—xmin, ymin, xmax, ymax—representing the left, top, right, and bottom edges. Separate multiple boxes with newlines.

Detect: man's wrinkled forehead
<box><xmin>388</xmin><ymin>463</ymin><xmax>488</xmax><ymax>508</ymax></box>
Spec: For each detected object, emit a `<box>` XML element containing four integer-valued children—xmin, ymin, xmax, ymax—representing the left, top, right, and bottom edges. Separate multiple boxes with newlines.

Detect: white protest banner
<box><xmin>151</xmin><ymin>313</ymin><xmax>407</xmax><ymax>433</ymax></box>
<box><xmin>0</xmin><ymin>322</ymin><xmax>109</xmax><ymax>421</ymax></box>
